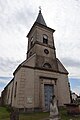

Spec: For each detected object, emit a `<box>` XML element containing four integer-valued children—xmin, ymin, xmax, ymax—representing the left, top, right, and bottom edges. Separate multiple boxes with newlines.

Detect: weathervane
<box><xmin>39</xmin><ymin>6</ymin><xmax>42</xmax><ymax>13</ymax></box>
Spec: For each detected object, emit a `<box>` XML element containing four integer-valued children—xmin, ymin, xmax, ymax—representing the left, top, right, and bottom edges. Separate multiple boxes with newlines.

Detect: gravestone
<box><xmin>49</xmin><ymin>95</ymin><xmax>60</xmax><ymax>120</ymax></box>
<box><xmin>10</xmin><ymin>107</ymin><xmax>19</xmax><ymax>120</ymax></box>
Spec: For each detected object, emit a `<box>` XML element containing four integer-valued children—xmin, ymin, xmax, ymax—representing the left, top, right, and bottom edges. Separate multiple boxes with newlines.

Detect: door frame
<box><xmin>39</xmin><ymin>76</ymin><xmax>57</xmax><ymax>111</ymax></box>
<box><xmin>44</xmin><ymin>84</ymin><xmax>54</xmax><ymax>111</ymax></box>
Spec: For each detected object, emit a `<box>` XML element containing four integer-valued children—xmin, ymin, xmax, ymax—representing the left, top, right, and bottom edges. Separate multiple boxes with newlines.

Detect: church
<box><xmin>1</xmin><ymin>10</ymin><xmax>71</xmax><ymax>111</ymax></box>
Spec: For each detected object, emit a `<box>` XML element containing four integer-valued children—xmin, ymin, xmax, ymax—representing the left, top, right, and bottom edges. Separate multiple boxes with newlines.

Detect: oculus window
<box><xmin>44</xmin><ymin>49</ymin><xmax>49</xmax><ymax>54</ymax></box>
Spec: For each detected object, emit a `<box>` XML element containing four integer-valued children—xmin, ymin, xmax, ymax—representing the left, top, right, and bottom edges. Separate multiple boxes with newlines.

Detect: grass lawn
<box><xmin>19</xmin><ymin>112</ymin><xmax>49</xmax><ymax>120</ymax></box>
<box><xmin>0</xmin><ymin>106</ymin><xmax>80</xmax><ymax>120</ymax></box>
<box><xmin>0</xmin><ymin>107</ymin><xmax>10</xmax><ymax>120</ymax></box>
<box><xmin>59</xmin><ymin>107</ymin><xmax>80</xmax><ymax>120</ymax></box>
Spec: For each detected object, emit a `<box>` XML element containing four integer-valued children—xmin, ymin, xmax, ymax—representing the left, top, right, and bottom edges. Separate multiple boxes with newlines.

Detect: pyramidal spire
<box><xmin>35</xmin><ymin>8</ymin><xmax>47</xmax><ymax>26</ymax></box>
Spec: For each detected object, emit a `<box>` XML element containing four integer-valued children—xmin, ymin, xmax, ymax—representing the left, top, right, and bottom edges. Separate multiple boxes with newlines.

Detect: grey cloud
<box><xmin>0</xmin><ymin>0</ymin><xmax>36</xmax><ymax>31</ymax></box>
<box><xmin>0</xmin><ymin>57</ymin><xmax>21</xmax><ymax>74</ymax></box>
<box><xmin>0</xmin><ymin>0</ymin><xmax>7</xmax><ymax>12</ymax></box>
<box><xmin>15</xmin><ymin>7</ymin><xmax>36</xmax><ymax>26</ymax></box>
<box><xmin>61</xmin><ymin>57</ymin><xmax>80</xmax><ymax>67</ymax></box>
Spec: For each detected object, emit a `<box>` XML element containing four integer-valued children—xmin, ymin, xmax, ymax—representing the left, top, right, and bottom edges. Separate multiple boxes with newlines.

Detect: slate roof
<box><xmin>35</xmin><ymin>10</ymin><xmax>47</xmax><ymax>26</ymax></box>
<box><xmin>27</xmin><ymin>10</ymin><xmax>55</xmax><ymax>37</ymax></box>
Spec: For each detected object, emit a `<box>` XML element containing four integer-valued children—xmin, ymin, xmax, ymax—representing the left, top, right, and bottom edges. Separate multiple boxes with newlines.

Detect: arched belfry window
<box><xmin>43</xmin><ymin>63</ymin><xmax>51</xmax><ymax>68</ymax></box>
<box><xmin>43</xmin><ymin>34</ymin><xmax>48</xmax><ymax>44</ymax></box>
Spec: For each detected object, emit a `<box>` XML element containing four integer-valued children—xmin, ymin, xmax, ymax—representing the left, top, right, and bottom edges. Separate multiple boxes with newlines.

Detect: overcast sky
<box><xmin>0</xmin><ymin>0</ymin><xmax>80</xmax><ymax>96</ymax></box>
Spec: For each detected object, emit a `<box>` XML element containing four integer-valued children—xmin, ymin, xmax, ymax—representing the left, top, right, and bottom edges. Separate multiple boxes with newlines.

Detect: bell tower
<box><xmin>26</xmin><ymin>10</ymin><xmax>58</xmax><ymax>71</ymax></box>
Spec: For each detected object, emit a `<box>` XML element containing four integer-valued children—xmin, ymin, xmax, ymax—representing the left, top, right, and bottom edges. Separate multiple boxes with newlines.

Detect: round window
<box><xmin>44</xmin><ymin>49</ymin><xmax>49</xmax><ymax>54</ymax></box>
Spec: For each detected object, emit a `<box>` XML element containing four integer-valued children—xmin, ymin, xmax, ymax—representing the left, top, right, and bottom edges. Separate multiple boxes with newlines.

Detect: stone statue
<box><xmin>50</xmin><ymin>95</ymin><xmax>59</xmax><ymax>120</ymax></box>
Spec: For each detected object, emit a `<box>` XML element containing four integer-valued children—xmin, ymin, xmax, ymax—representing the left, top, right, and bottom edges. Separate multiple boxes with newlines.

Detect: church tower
<box><xmin>3</xmin><ymin>10</ymin><xmax>71</xmax><ymax>111</ymax></box>
<box><xmin>27</xmin><ymin>10</ymin><xmax>58</xmax><ymax>72</ymax></box>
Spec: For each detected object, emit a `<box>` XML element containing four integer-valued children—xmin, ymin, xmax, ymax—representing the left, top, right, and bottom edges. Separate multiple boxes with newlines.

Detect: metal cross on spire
<box><xmin>39</xmin><ymin>6</ymin><xmax>42</xmax><ymax>13</ymax></box>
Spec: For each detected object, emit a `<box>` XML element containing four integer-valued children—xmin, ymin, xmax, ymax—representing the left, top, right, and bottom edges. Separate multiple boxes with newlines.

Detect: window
<box><xmin>44</xmin><ymin>49</ymin><xmax>49</xmax><ymax>54</ymax></box>
<box><xmin>14</xmin><ymin>82</ymin><xmax>17</xmax><ymax>97</ymax></box>
<box><xmin>43</xmin><ymin>34</ymin><xmax>48</xmax><ymax>44</ymax></box>
<box><xmin>7</xmin><ymin>89</ymin><xmax>10</xmax><ymax>101</ymax></box>
<box><xmin>29</xmin><ymin>52</ymin><xmax>32</xmax><ymax>57</ymax></box>
<box><xmin>30</xmin><ymin>37</ymin><xmax>33</xmax><ymax>47</ymax></box>
<box><xmin>43</xmin><ymin>63</ymin><xmax>51</xmax><ymax>68</ymax></box>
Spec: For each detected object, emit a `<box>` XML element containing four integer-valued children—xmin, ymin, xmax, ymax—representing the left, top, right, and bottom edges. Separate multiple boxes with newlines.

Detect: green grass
<box><xmin>0</xmin><ymin>106</ymin><xmax>80</xmax><ymax>120</ymax></box>
<box><xmin>0</xmin><ymin>107</ymin><xmax>10</xmax><ymax>120</ymax></box>
<box><xmin>20</xmin><ymin>112</ymin><xmax>49</xmax><ymax>120</ymax></box>
<box><xmin>59</xmin><ymin>107</ymin><xmax>80</xmax><ymax>120</ymax></box>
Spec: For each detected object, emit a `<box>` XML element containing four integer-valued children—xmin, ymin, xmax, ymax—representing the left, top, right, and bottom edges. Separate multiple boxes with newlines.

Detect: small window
<box><xmin>30</xmin><ymin>37</ymin><xmax>33</xmax><ymax>47</ymax></box>
<box><xmin>14</xmin><ymin>82</ymin><xmax>17</xmax><ymax>97</ymax></box>
<box><xmin>29</xmin><ymin>52</ymin><xmax>32</xmax><ymax>57</ymax></box>
<box><xmin>31</xmin><ymin>41</ymin><xmax>33</xmax><ymax>47</ymax></box>
<box><xmin>8</xmin><ymin>89</ymin><xmax>10</xmax><ymax>100</ymax></box>
<box><xmin>43</xmin><ymin>63</ymin><xmax>51</xmax><ymax>68</ymax></box>
<box><xmin>43</xmin><ymin>34</ymin><xmax>48</xmax><ymax>44</ymax></box>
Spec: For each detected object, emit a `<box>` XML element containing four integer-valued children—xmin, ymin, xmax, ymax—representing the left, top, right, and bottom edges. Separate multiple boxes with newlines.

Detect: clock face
<box><xmin>44</xmin><ymin>49</ymin><xmax>49</xmax><ymax>54</ymax></box>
